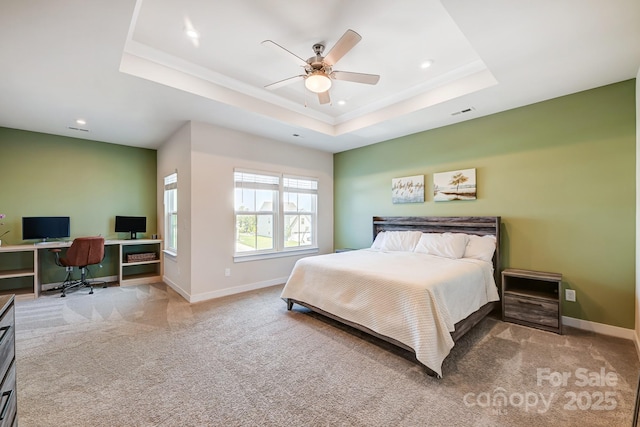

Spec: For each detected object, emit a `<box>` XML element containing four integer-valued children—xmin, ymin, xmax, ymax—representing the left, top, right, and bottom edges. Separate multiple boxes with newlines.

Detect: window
<box><xmin>234</xmin><ymin>171</ymin><xmax>279</xmax><ymax>253</ymax></box>
<box><xmin>234</xmin><ymin>170</ymin><xmax>317</xmax><ymax>257</ymax></box>
<box><xmin>164</xmin><ymin>173</ymin><xmax>178</xmax><ymax>254</ymax></box>
<box><xmin>283</xmin><ymin>177</ymin><xmax>317</xmax><ymax>248</ymax></box>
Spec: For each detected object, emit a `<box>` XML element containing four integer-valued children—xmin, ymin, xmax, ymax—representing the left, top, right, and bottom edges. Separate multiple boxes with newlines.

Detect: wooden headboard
<box><xmin>372</xmin><ymin>216</ymin><xmax>501</xmax><ymax>288</ymax></box>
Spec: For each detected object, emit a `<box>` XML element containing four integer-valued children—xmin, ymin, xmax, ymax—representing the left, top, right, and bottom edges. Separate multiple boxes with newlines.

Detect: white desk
<box><xmin>0</xmin><ymin>239</ymin><xmax>163</xmax><ymax>299</ymax></box>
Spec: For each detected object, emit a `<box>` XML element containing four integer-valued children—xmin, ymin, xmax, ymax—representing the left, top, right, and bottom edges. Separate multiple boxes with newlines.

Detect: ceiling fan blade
<box><xmin>261</xmin><ymin>40</ymin><xmax>307</xmax><ymax>67</ymax></box>
<box><xmin>318</xmin><ymin>91</ymin><xmax>331</xmax><ymax>105</ymax></box>
<box><xmin>264</xmin><ymin>75</ymin><xmax>304</xmax><ymax>90</ymax></box>
<box><xmin>323</xmin><ymin>29</ymin><xmax>362</xmax><ymax>66</ymax></box>
<box><xmin>332</xmin><ymin>71</ymin><xmax>380</xmax><ymax>85</ymax></box>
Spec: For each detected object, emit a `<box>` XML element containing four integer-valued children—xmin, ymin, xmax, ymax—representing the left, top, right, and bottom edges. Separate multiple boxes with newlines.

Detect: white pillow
<box><xmin>463</xmin><ymin>234</ymin><xmax>497</xmax><ymax>262</ymax></box>
<box><xmin>414</xmin><ymin>233</ymin><xmax>469</xmax><ymax>259</ymax></box>
<box><xmin>370</xmin><ymin>232</ymin><xmax>386</xmax><ymax>250</ymax></box>
<box><xmin>379</xmin><ymin>231</ymin><xmax>422</xmax><ymax>252</ymax></box>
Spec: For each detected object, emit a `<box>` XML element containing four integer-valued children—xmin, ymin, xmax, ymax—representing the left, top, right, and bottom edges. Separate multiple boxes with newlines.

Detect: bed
<box><xmin>280</xmin><ymin>216</ymin><xmax>501</xmax><ymax>378</ymax></box>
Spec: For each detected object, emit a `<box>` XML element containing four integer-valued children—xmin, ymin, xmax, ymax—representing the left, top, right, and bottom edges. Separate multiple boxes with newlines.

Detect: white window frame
<box><xmin>234</xmin><ymin>169</ymin><xmax>318</xmax><ymax>261</ymax></box>
<box><xmin>163</xmin><ymin>172</ymin><xmax>178</xmax><ymax>256</ymax></box>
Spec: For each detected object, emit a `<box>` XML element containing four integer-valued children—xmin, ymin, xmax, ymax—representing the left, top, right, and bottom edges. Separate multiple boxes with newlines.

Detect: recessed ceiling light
<box><xmin>337</xmin><ymin>100</ymin><xmax>346</xmax><ymax>106</ymax></box>
<box><xmin>420</xmin><ymin>60</ymin><xmax>434</xmax><ymax>69</ymax></box>
<box><xmin>185</xmin><ymin>28</ymin><xmax>199</xmax><ymax>39</ymax></box>
<box><xmin>76</xmin><ymin>119</ymin><xmax>86</xmax><ymax>125</ymax></box>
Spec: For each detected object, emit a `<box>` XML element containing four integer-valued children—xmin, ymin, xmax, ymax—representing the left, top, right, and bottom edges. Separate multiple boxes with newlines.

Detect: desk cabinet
<box><xmin>502</xmin><ymin>268</ymin><xmax>562</xmax><ymax>334</ymax></box>
<box><xmin>118</xmin><ymin>240</ymin><xmax>163</xmax><ymax>286</ymax></box>
<box><xmin>0</xmin><ymin>295</ymin><xmax>17</xmax><ymax>427</ymax></box>
<box><xmin>0</xmin><ymin>247</ymin><xmax>38</xmax><ymax>299</ymax></box>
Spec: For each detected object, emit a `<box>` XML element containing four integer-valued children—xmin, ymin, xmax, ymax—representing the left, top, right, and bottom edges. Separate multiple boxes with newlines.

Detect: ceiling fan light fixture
<box><xmin>305</xmin><ymin>72</ymin><xmax>332</xmax><ymax>93</ymax></box>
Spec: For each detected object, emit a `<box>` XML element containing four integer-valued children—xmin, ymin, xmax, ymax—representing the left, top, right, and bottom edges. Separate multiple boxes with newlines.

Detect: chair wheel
<box><xmin>61</xmin><ymin>294</ymin><xmax>66</xmax><ymax>298</ymax></box>
<box><xmin>89</xmin><ymin>290</ymin><xmax>94</xmax><ymax>294</ymax></box>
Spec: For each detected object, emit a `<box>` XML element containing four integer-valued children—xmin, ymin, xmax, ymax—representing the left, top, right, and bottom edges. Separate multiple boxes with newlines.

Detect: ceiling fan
<box><xmin>262</xmin><ymin>29</ymin><xmax>380</xmax><ymax>105</ymax></box>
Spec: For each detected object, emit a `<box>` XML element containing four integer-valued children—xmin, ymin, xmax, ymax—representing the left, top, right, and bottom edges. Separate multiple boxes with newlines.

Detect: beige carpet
<box><xmin>13</xmin><ymin>283</ymin><xmax>640</xmax><ymax>426</ymax></box>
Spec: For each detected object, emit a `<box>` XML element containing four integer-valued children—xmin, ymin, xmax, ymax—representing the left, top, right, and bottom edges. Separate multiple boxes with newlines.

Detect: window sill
<box><xmin>163</xmin><ymin>249</ymin><xmax>177</xmax><ymax>260</ymax></box>
<box><xmin>234</xmin><ymin>247</ymin><xmax>318</xmax><ymax>263</ymax></box>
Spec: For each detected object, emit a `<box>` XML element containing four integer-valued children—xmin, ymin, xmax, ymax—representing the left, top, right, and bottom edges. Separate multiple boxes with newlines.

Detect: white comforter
<box><xmin>280</xmin><ymin>249</ymin><xmax>500</xmax><ymax>377</ymax></box>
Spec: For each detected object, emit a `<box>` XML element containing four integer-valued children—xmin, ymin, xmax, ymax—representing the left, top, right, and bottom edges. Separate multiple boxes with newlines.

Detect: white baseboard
<box><xmin>162</xmin><ymin>276</ymin><xmax>191</xmax><ymax>301</ymax></box>
<box><xmin>188</xmin><ymin>277</ymin><xmax>288</xmax><ymax>303</ymax></box>
<box><xmin>563</xmin><ymin>317</ymin><xmax>639</xmax><ymax>362</ymax></box>
<box><xmin>562</xmin><ymin>315</ymin><xmax>636</xmax><ymax>341</ymax></box>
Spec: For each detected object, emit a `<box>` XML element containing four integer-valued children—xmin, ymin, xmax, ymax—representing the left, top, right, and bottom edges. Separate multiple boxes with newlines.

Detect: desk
<box><xmin>0</xmin><ymin>239</ymin><xmax>163</xmax><ymax>299</ymax></box>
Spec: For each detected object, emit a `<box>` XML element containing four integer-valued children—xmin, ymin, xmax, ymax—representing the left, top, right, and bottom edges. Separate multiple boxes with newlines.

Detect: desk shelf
<box><xmin>119</xmin><ymin>271</ymin><xmax>162</xmax><ymax>286</ymax></box>
<box><xmin>123</xmin><ymin>259</ymin><xmax>161</xmax><ymax>267</ymax></box>
<box><xmin>0</xmin><ymin>269</ymin><xmax>36</xmax><ymax>280</ymax></box>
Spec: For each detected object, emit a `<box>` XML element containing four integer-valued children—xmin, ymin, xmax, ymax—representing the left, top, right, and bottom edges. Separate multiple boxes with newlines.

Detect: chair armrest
<box><xmin>49</xmin><ymin>248</ymin><xmax>64</xmax><ymax>267</ymax></box>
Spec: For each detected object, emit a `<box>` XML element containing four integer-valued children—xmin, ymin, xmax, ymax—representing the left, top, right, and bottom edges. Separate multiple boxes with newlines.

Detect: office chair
<box><xmin>51</xmin><ymin>236</ymin><xmax>105</xmax><ymax>297</ymax></box>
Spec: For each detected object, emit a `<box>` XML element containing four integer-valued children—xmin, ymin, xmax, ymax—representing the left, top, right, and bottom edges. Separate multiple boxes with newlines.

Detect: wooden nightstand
<box><xmin>502</xmin><ymin>268</ymin><xmax>562</xmax><ymax>334</ymax></box>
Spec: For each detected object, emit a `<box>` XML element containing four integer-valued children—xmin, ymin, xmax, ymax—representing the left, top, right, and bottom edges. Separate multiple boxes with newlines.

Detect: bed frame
<box><xmin>285</xmin><ymin>216</ymin><xmax>502</xmax><ymax>374</ymax></box>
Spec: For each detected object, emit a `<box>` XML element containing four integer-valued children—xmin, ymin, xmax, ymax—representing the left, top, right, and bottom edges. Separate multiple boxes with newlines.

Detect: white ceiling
<box><xmin>1</xmin><ymin>0</ymin><xmax>639</xmax><ymax>153</ymax></box>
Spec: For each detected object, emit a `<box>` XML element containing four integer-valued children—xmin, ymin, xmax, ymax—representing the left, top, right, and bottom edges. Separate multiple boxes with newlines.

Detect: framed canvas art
<box><xmin>392</xmin><ymin>175</ymin><xmax>424</xmax><ymax>204</ymax></box>
<box><xmin>433</xmin><ymin>168</ymin><xmax>477</xmax><ymax>202</ymax></box>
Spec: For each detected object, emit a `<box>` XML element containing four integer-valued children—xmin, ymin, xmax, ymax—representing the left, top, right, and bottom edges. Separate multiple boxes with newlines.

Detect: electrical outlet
<box><xmin>565</xmin><ymin>289</ymin><xmax>576</xmax><ymax>302</ymax></box>
<box><xmin>224</xmin><ymin>268</ymin><xmax>231</xmax><ymax>277</ymax></box>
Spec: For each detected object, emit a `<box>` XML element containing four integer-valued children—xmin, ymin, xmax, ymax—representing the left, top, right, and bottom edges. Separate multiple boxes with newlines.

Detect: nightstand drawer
<box><xmin>504</xmin><ymin>293</ymin><xmax>559</xmax><ymax>328</ymax></box>
<box><xmin>0</xmin><ymin>360</ymin><xmax>16</xmax><ymax>427</ymax></box>
<box><xmin>0</xmin><ymin>306</ymin><xmax>14</xmax><ymax>385</ymax></box>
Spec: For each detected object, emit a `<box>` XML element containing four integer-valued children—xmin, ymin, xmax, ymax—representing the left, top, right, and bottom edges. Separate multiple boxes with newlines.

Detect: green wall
<box><xmin>0</xmin><ymin>127</ymin><xmax>157</xmax><ymax>285</ymax></box>
<box><xmin>334</xmin><ymin>79</ymin><xmax>636</xmax><ymax>329</ymax></box>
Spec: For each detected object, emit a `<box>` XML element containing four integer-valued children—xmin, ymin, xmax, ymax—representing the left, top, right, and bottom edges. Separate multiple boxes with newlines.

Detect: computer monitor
<box><xmin>115</xmin><ymin>216</ymin><xmax>146</xmax><ymax>240</ymax></box>
<box><xmin>22</xmin><ymin>216</ymin><xmax>71</xmax><ymax>242</ymax></box>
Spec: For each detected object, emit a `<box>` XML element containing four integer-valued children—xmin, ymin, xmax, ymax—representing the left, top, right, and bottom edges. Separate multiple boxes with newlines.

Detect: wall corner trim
<box><xmin>163</xmin><ymin>277</ymin><xmax>190</xmax><ymax>301</ymax></box>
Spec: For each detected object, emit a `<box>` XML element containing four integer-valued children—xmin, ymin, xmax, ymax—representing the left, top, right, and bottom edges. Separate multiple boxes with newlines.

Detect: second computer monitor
<box><xmin>115</xmin><ymin>216</ymin><xmax>146</xmax><ymax>240</ymax></box>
